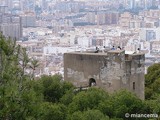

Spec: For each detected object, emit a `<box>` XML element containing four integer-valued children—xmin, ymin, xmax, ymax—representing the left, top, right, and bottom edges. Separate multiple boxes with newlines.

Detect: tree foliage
<box><xmin>0</xmin><ymin>34</ymin><xmax>41</xmax><ymax>119</ymax></box>
<box><xmin>68</xmin><ymin>88</ymin><xmax>109</xmax><ymax>113</ymax></box>
<box><xmin>1</xmin><ymin>34</ymin><xmax>160</xmax><ymax>119</ymax></box>
<box><xmin>145</xmin><ymin>63</ymin><xmax>160</xmax><ymax>99</ymax></box>
<box><xmin>68</xmin><ymin>110</ymin><xmax>110</xmax><ymax>120</ymax></box>
<box><xmin>39</xmin><ymin>102</ymin><xmax>67</xmax><ymax>120</ymax></box>
<box><xmin>39</xmin><ymin>75</ymin><xmax>74</xmax><ymax>103</ymax></box>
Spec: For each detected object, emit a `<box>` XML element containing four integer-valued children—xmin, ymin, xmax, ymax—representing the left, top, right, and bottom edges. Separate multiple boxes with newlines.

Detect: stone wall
<box><xmin>64</xmin><ymin>51</ymin><xmax>145</xmax><ymax>99</ymax></box>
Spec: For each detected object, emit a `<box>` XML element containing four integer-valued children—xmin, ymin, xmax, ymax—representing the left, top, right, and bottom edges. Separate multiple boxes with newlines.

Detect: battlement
<box><xmin>66</xmin><ymin>50</ymin><xmax>145</xmax><ymax>61</ymax></box>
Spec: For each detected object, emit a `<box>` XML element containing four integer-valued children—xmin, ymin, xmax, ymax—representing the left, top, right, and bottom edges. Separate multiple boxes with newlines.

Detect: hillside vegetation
<box><xmin>0</xmin><ymin>34</ymin><xmax>160</xmax><ymax>120</ymax></box>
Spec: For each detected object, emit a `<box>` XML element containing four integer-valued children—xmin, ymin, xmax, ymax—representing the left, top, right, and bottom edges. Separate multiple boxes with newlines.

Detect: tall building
<box><xmin>123</xmin><ymin>0</ymin><xmax>128</xmax><ymax>6</ymax></box>
<box><xmin>0</xmin><ymin>5</ymin><xmax>8</xmax><ymax>14</ymax></box>
<box><xmin>42</xmin><ymin>0</ymin><xmax>48</xmax><ymax>11</ymax></box>
<box><xmin>105</xmin><ymin>12</ymin><xmax>119</xmax><ymax>25</ymax></box>
<box><xmin>86</xmin><ymin>12</ymin><xmax>96</xmax><ymax>24</ymax></box>
<box><xmin>5</xmin><ymin>0</ymin><xmax>13</xmax><ymax>10</ymax></box>
<box><xmin>21</xmin><ymin>0</ymin><xmax>35</xmax><ymax>12</ymax></box>
<box><xmin>0</xmin><ymin>14</ymin><xmax>22</xmax><ymax>40</ymax></box>
<box><xmin>97</xmin><ymin>12</ymin><xmax>106</xmax><ymax>25</ymax></box>
<box><xmin>119</xmin><ymin>12</ymin><xmax>132</xmax><ymax>28</ymax></box>
<box><xmin>21</xmin><ymin>13</ymin><xmax>36</xmax><ymax>27</ymax></box>
<box><xmin>0</xmin><ymin>23</ymin><xmax>22</xmax><ymax>40</ymax></box>
<box><xmin>55</xmin><ymin>1</ymin><xmax>84</xmax><ymax>13</ymax></box>
<box><xmin>130</xmin><ymin>0</ymin><xmax>136</xmax><ymax>9</ymax></box>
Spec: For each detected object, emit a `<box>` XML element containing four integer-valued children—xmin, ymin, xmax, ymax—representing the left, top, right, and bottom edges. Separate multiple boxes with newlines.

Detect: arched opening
<box><xmin>89</xmin><ymin>78</ymin><xmax>96</xmax><ymax>87</ymax></box>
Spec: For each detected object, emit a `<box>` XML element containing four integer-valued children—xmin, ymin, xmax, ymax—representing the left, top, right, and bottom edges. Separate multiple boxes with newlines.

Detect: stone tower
<box><xmin>64</xmin><ymin>50</ymin><xmax>145</xmax><ymax>99</ymax></box>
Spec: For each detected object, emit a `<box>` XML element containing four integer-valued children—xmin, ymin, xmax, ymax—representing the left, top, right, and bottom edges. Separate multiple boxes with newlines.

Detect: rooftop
<box><xmin>65</xmin><ymin>50</ymin><xmax>145</xmax><ymax>56</ymax></box>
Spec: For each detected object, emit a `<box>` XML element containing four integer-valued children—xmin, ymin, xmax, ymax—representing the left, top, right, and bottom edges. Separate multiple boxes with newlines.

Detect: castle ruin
<box><xmin>64</xmin><ymin>50</ymin><xmax>145</xmax><ymax>99</ymax></box>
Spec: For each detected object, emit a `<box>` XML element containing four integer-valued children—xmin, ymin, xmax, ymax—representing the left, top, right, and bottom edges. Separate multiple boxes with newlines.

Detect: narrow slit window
<box><xmin>133</xmin><ymin>82</ymin><xmax>135</xmax><ymax>90</ymax></box>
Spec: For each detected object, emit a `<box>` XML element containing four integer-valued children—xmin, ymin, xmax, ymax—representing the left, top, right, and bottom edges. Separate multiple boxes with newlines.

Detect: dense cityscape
<box><xmin>1</xmin><ymin>0</ymin><xmax>160</xmax><ymax>120</ymax></box>
<box><xmin>0</xmin><ymin>0</ymin><xmax>160</xmax><ymax>77</ymax></box>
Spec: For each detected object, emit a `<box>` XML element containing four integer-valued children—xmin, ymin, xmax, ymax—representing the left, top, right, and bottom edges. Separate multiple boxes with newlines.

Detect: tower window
<box><xmin>133</xmin><ymin>82</ymin><xmax>135</xmax><ymax>90</ymax></box>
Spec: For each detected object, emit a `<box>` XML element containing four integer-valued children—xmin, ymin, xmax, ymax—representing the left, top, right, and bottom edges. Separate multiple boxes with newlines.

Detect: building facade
<box><xmin>64</xmin><ymin>50</ymin><xmax>145</xmax><ymax>99</ymax></box>
<box><xmin>0</xmin><ymin>14</ymin><xmax>22</xmax><ymax>40</ymax></box>
<box><xmin>21</xmin><ymin>14</ymin><xmax>36</xmax><ymax>27</ymax></box>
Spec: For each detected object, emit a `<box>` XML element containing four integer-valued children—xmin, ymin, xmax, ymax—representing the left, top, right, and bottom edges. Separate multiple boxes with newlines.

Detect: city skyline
<box><xmin>0</xmin><ymin>0</ymin><xmax>160</xmax><ymax>77</ymax></box>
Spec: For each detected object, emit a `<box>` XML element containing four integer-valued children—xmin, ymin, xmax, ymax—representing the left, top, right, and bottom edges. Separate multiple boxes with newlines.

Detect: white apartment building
<box><xmin>140</xmin><ymin>28</ymin><xmax>160</xmax><ymax>41</ymax></box>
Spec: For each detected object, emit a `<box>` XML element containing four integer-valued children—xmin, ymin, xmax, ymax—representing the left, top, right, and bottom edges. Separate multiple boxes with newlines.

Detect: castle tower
<box><xmin>64</xmin><ymin>50</ymin><xmax>145</xmax><ymax>99</ymax></box>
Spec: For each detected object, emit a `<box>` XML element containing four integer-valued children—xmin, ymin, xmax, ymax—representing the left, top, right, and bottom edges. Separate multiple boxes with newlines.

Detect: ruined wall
<box><xmin>99</xmin><ymin>51</ymin><xmax>128</xmax><ymax>92</ymax></box>
<box><xmin>64</xmin><ymin>51</ymin><xmax>145</xmax><ymax>99</ymax></box>
<box><xmin>126</xmin><ymin>54</ymin><xmax>145</xmax><ymax>100</ymax></box>
<box><xmin>64</xmin><ymin>53</ymin><xmax>104</xmax><ymax>87</ymax></box>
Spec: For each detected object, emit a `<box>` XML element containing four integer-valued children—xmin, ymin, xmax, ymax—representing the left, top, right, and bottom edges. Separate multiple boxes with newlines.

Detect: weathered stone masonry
<box><xmin>64</xmin><ymin>50</ymin><xmax>145</xmax><ymax>99</ymax></box>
